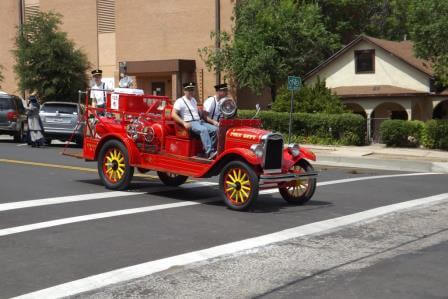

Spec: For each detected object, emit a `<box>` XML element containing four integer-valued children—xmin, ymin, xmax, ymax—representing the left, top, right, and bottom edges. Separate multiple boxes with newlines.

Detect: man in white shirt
<box><xmin>90</xmin><ymin>69</ymin><xmax>109</xmax><ymax>113</ymax></box>
<box><xmin>203</xmin><ymin>83</ymin><xmax>229</xmax><ymax>126</ymax></box>
<box><xmin>172</xmin><ymin>82</ymin><xmax>217</xmax><ymax>159</ymax></box>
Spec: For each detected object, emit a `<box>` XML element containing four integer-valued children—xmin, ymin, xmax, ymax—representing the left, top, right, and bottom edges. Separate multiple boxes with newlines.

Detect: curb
<box><xmin>315</xmin><ymin>155</ymin><xmax>448</xmax><ymax>173</ymax></box>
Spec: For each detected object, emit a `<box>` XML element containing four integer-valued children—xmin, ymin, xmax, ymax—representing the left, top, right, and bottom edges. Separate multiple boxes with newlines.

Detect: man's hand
<box><xmin>183</xmin><ymin>121</ymin><xmax>192</xmax><ymax>130</ymax></box>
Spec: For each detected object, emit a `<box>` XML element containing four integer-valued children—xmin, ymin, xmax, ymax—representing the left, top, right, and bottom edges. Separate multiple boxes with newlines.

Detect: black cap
<box><xmin>183</xmin><ymin>82</ymin><xmax>196</xmax><ymax>90</ymax></box>
<box><xmin>91</xmin><ymin>69</ymin><xmax>103</xmax><ymax>76</ymax></box>
<box><xmin>214</xmin><ymin>83</ymin><xmax>228</xmax><ymax>91</ymax></box>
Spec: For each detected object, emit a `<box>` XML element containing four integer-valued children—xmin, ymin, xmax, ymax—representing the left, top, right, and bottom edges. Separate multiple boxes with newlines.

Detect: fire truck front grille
<box><xmin>264</xmin><ymin>135</ymin><xmax>283</xmax><ymax>171</ymax></box>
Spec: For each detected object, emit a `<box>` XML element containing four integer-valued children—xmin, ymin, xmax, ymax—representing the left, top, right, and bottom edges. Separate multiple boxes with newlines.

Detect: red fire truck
<box><xmin>80</xmin><ymin>90</ymin><xmax>317</xmax><ymax>211</ymax></box>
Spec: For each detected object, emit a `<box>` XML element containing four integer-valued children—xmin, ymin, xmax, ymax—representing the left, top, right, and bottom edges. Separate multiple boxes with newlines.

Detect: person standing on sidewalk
<box><xmin>27</xmin><ymin>93</ymin><xmax>45</xmax><ymax>147</ymax></box>
<box><xmin>171</xmin><ymin>82</ymin><xmax>217</xmax><ymax>159</ymax></box>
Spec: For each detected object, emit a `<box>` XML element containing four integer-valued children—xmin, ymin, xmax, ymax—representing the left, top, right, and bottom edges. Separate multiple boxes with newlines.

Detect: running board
<box><xmin>259</xmin><ymin>171</ymin><xmax>318</xmax><ymax>184</ymax></box>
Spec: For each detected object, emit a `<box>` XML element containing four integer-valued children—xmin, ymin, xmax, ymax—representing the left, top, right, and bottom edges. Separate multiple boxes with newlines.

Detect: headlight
<box><xmin>220</xmin><ymin>98</ymin><xmax>237</xmax><ymax>119</ymax></box>
<box><xmin>287</xmin><ymin>144</ymin><xmax>300</xmax><ymax>157</ymax></box>
<box><xmin>250</xmin><ymin>144</ymin><xmax>264</xmax><ymax>159</ymax></box>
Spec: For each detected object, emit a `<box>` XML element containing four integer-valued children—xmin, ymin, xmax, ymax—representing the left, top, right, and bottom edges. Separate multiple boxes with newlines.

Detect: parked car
<box><xmin>39</xmin><ymin>102</ymin><xmax>85</xmax><ymax>146</ymax></box>
<box><xmin>0</xmin><ymin>93</ymin><xmax>27</xmax><ymax>142</ymax></box>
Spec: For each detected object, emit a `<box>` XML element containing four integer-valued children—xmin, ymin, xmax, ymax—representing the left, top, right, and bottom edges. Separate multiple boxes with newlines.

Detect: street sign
<box><xmin>287</xmin><ymin>76</ymin><xmax>301</xmax><ymax>91</ymax></box>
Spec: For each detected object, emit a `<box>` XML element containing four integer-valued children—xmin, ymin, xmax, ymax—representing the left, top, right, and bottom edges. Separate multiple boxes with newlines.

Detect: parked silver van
<box><xmin>0</xmin><ymin>93</ymin><xmax>27</xmax><ymax>142</ymax></box>
<box><xmin>39</xmin><ymin>102</ymin><xmax>84</xmax><ymax>146</ymax></box>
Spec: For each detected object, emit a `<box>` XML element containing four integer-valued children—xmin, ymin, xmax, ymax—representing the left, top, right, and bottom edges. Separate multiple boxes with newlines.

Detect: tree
<box><xmin>13</xmin><ymin>11</ymin><xmax>89</xmax><ymax>102</ymax></box>
<box><xmin>315</xmin><ymin>0</ymin><xmax>412</xmax><ymax>44</ymax></box>
<box><xmin>272</xmin><ymin>78</ymin><xmax>346</xmax><ymax>114</ymax></box>
<box><xmin>0</xmin><ymin>65</ymin><xmax>4</xmax><ymax>89</ymax></box>
<box><xmin>408</xmin><ymin>0</ymin><xmax>448</xmax><ymax>87</ymax></box>
<box><xmin>200</xmin><ymin>0</ymin><xmax>339</xmax><ymax>101</ymax></box>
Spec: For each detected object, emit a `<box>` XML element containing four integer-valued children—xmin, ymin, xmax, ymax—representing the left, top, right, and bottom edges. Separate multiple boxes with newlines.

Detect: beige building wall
<box><xmin>0</xmin><ymin>0</ymin><xmax>20</xmax><ymax>94</ymax></box>
<box><xmin>307</xmin><ymin>41</ymin><xmax>430</xmax><ymax>92</ymax></box>
<box><xmin>115</xmin><ymin>0</ymin><xmax>235</xmax><ymax>101</ymax></box>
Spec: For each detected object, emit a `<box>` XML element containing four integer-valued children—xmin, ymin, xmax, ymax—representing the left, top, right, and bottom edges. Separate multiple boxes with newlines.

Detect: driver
<box><xmin>172</xmin><ymin>82</ymin><xmax>217</xmax><ymax>159</ymax></box>
<box><xmin>203</xmin><ymin>83</ymin><xmax>229</xmax><ymax>127</ymax></box>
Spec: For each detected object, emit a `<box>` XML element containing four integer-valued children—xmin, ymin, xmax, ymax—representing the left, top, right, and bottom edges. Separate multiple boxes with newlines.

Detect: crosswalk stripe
<box><xmin>14</xmin><ymin>192</ymin><xmax>448</xmax><ymax>299</ymax></box>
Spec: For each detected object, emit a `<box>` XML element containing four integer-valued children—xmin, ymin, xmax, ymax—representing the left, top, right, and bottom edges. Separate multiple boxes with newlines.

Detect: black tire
<box><xmin>279</xmin><ymin>159</ymin><xmax>316</xmax><ymax>205</ymax></box>
<box><xmin>157</xmin><ymin>171</ymin><xmax>188</xmax><ymax>186</ymax></box>
<box><xmin>98</xmin><ymin>139</ymin><xmax>134</xmax><ymax>190</ymax></box>
<box><xmin>45</xmin><ymin>138</ymin><xmax>52</xmax><ymax>145</ymax></box>
<box><xmin>219</xmin><ymin>160</ymin><xmax>259</xmax><ymax>211</ymax></box>
<box><xmin>13</xmin><ymin>126</ymin><xmax>23</xmax><ymax>142</ymax></box>
<box><xmin>75</xmin><ymin>137</ymin><xmax>83</xmax><ymax>147</ymax></box>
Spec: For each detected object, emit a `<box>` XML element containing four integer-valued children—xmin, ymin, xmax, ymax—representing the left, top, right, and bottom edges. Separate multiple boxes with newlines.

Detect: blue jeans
<box><xmin>190</xmin><ymin>120</ymin><xmax>217</xmax><ymax>154</ymax></box>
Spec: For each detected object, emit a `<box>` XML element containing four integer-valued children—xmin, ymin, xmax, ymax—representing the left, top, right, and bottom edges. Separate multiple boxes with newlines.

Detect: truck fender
<box><xmin>94</xmin><ymin>133</ymin><xmax>142</xmax><ymax>165</ymax></box>
<box><xmin>201</xmin><ymin>148</ymin><xmax>261</xmax><ymax>177</ymax></box>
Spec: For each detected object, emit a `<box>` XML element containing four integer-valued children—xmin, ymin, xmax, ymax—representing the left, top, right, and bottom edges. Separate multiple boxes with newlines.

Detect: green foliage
<box><xmin>238</xmin><ymin>110</ymin><xmax>366</xmax><ymax>145</ymax></box>
<box><xmin>200</xmin><ymin>0</ymin><xmax>339</xmax><ymax>101</ymax></box>
<box><xmin>13</xmin><ymin>11</ymin><xmax>89</xmax><ymax>102</ymax></box>
<box><xmin>272</xmin><ymin>79</ymin><xmax>346</xmax><ymax>114</ymax></box>
<box><xmin>422</xmin><ymin>120</ymin><xmax>448</xmax><ymax>150</ymax></box>
<box><xmin>315</xmin><ymin>0</ymin><xmax>412</xmax><ymax>44</ymax></box>
<box><xmin>379</xmin><ymin>120</ymin><xmax>424</xmax><ymax>147</ymax></box>
<box><xmin>408</xmin><ymin>0</ymin><xmax>448</xmax><ymax>87</ymax></box>
<box><xmin>0</xmin><ymin>64</ymin><xmax>4</xmax><ymax>89</ymax></box>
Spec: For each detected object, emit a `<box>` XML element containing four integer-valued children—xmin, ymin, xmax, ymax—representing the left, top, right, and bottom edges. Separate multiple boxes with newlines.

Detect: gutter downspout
<box><xmin>215</xmin><ymin>0</ymin><xmax>221</xmax><ymax>85</ymax></box>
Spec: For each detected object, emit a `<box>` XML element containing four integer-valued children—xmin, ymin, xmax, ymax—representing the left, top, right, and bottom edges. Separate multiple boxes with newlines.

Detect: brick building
<box><xmin>0</xmin><ymin>0</ymin><xmax>261</xmax><ymax>105</ymax></box>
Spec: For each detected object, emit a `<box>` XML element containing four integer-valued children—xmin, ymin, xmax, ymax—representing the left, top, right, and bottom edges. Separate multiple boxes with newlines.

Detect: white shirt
<box><xmin>173</xmin><ymin>96</ymin><xmax>201</xmax><ymax>122</ymax></box>
<box><xmin>90</xmin><ymin>81</ymin><xmax>109</xmax><ymax>106</ymax></box>
<box><xmin>203</xmin><ymin>96</ymin><xmax>222</xmax><ymax>121</ymax></box>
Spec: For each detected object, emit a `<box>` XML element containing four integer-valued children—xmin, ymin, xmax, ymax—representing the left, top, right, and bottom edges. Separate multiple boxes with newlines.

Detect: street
<box><xmin>1</xmin><ymin>137</ymin><xmax>448</xmax><ymax>298</ymax></box>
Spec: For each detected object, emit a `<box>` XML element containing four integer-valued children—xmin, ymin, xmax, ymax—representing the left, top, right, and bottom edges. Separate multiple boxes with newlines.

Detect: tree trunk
<box><xmin>270</xmin><ymin>85</ymin><xmax>277</xmax><ymax>102</ymax></box>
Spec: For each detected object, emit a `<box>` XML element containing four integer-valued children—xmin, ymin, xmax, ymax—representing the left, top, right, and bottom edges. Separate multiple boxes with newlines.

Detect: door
<box><xmin>152</xmin><ymin>82</ymin><xmax>165</xmax><ymax>96</ymax></box>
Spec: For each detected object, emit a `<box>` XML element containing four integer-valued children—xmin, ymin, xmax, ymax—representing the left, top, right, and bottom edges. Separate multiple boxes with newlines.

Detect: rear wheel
<box><xmin>45</xmin><ymin>138</ymin><xmax>52</xmax><ymax>145</ymax></box>
<box><xmin>157</xmin><ymin>172</ymin><xmax>188</xmax><ymax>186</ymax></box>
<box><xmin>279</xmin><ymin>159</ymin><xmax>316</xmax><ymax>205</ymax></box>
<box><xmin>98</xmin><ymin>140</ymin><xmax>134</xmax><ymax>190</ymax></box>
<box><xmin>219</xmin><ymin>161</ymin><xmax>259</xmax><ymax>211</ymax></box>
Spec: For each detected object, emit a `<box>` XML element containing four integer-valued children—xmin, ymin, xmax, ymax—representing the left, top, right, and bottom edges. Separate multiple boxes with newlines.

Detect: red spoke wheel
<box><xmin>98</xmin><ymin>140</ymin><xmax>134</xmax><ymax>190</ymax></box>
<box><xmin>219</xmin><ymin>161</ymin><xmax>259</xmax><ymax>211</ymax></box>
<box><xmin>157</xmin><ymin>172</ymin><xmax>188</xmax><ymax>186</ymax></box>
<box><xmin>279</xmin><ymin>159</ymin><xmax>316</xmax><ymax>205</ymax></box>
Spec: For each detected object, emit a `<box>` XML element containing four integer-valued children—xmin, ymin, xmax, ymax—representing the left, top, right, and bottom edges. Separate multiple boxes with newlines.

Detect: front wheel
<box><xmin>98</xmin><ymin>140</ymin><xmax>134</xmax><ymax>190</ymax></box>
<box><xmin>279</xmin><ymin>159</ymin><xmax>316</xmax><ymax>205</ymax></box>
<box><xmin>219</xmin><ymin>161</ymin><xmax>259</xmax><ymax>211</ymax></box>
<box><xmin>157</xmin><ymin>172</ymin><xmax>188</xmax><ymax>186</ymax></box>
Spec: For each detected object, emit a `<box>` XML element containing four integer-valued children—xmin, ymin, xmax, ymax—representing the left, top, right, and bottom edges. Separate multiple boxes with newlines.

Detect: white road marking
<box><xmin>0</xmin><ymin>181</ymin><xmax>216</xmax><ymax>212</ymax></box>
<box><xmin>0</xmin><ymin>173</ymin><xmax>439</xmax><ymax>238</ymax></box>
<box><xmin>14</xmin><ymin>192</ymin><xmax>448</xmax><ymax>299</ymax></box>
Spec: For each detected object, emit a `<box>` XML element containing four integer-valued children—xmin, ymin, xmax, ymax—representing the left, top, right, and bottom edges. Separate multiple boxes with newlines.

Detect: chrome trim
<box><xmin>259</xmin><ymin>171</ymin><xmax>318</xmax><ymax>184</ymax></box>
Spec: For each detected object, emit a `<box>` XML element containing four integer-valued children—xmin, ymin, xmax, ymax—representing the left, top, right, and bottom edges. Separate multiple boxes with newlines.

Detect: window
<box><xmin>41</xmin><ymin>104</ymin><xmax>78</xmax><ymax>114</ymax></box>
<box><xmin>355</xmin><ymin>50</ymin><xmax>375</xmax><ymax>73</ymax></box>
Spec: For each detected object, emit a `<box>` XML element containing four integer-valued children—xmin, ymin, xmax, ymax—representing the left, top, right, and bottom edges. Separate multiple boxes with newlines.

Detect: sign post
<box><xmin>287</xmin><ymin>76</ymin><xmax>302</xmax><ymax>143</ymax></box>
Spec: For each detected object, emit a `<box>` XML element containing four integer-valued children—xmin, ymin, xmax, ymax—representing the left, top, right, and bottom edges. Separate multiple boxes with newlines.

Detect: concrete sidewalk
<box><xmin>304</xmin><ymin>143</ymin><xmax>448</xmax><ymax>173</ymax></box>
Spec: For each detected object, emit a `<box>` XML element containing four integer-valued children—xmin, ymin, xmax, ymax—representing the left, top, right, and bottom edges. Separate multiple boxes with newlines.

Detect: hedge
<box><xmin>238</xmin><ymin>110</ymin><xmax>366</xmax><ymax>145</ymax></box>
<box><xmin>379</xmin><ymin>120</ymin><xmax>424</xmax><ymax>147</ymax></box>
<box><xmin>422</xmin><ymin>120</ymin><xmax>448</xmax><ymax>150</ymax></box>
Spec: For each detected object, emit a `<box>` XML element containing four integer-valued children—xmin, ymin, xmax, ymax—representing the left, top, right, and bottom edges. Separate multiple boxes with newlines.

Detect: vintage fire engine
<box><xmin>80</xmin><ymin>89</ymin><xmax>317</xmax><ymax>211</ymax></box>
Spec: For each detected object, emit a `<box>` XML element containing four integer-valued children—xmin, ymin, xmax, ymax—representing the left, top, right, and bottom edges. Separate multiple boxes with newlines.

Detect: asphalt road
<box><xmin>0</xmin><ymin>137</ymin><xmax>448</xmax><ymax>298</ymax></box>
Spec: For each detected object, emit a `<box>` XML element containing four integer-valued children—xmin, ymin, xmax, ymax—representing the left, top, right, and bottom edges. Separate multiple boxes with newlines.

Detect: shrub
<box><xmin>238</xmin><ymin>110</ymin><xmax>366</xmax><ymax>145</ymax></box>
<box><xmin>379</xmin><ymin>120</ymin><xmax>424</xmax><ymax>147</ymax></box>
<box><xmin>422</xmin><ymin>120</ymin><xmax>448</xmax><ymax>150</ymax></box>
<box><xmin>272</xmin><ymin>79</ymin><xmax>347</xmax><ymax>114</ymax></box>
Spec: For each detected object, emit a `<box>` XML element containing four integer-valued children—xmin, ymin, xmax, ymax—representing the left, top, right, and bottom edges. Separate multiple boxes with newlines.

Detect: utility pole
<box><xmin>215</xmin><ymin>0</ymin><xmax>221</xmax><ymax>85</ymax></box>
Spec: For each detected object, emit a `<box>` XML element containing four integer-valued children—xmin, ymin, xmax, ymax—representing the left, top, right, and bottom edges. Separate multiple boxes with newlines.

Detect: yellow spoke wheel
<box><xmin>98</xmin><ymin>140</ymin><xmax>134</xmax><ymax>190</ymax></box>
<box><xmin>279</xmin><ymin>160</ymin><xmax>316</xmax><ymax>205</ymax></box>
<box><xmin>220</xmin><ymin>161</ymin><xmax>259</xmax><ymax>211</ymax></box>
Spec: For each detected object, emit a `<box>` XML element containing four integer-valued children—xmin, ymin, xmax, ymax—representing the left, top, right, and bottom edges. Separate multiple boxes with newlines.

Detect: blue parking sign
<box><xmin>287</xmin><ymin>76</ymin><xmax>301</xmax><ymax>91</ymax></box>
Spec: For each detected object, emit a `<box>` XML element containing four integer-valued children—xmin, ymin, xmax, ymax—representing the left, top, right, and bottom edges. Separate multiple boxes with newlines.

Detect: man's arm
<box><xmin>171</xmin><ymin>108</ymin><xmax>191</xmax><ymax>129</ymax></box>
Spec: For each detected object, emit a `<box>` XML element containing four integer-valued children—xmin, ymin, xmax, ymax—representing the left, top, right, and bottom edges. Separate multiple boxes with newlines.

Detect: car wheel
<box><xmin>219</xmin><ymin>160</ymin><xmax>259</xmax><ymax>211</ymax></box>
<box><xmin>75</xmin><ymin>137</ymin><xmax>83</xmax><ymax>147</ymax></box>
<box><xmin>279</xmin><ymin>159</ymin><xmax>316</xmax><ymax>205</ymax></box>
<box><xmin>98</xmin><ymin>140</ymin><xmax>134</xmax><ymax>190</ymax></box>
<box><xmin>157</xmin><ymin>172</ymin><xmax>188</xmax><ymax>186</ymax></box>
<box><xmin>45</xmin><ymin>138</ymin><xmax>52</xmax><ymax>145</ymax></box>
<box><xmin>13</xmin><ymin>126</ymin><xmax>23</xmax><ymax>142</ymax></box>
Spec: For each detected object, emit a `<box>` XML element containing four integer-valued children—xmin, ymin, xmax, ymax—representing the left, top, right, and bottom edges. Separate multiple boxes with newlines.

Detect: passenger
<box><xmin>172</xmin><ymin>82</ymin><xmax>217</xmax><ymax>159</ymax></box>
<box><xmin>90</xmin><ymin>69</ymin><xmax>109</xmax><ymax>115</ymax></box>
<box><xmin>203</xmin><ymin>83</ymin><xmax>229</xmax><ymax>127</ymax></box>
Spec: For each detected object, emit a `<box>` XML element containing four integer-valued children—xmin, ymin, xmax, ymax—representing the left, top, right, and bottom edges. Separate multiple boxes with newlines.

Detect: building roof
<box><xmin>305</xmin><ymin>35</ymin><xmax>434</xmax><ymax>81</ymax></box>
<box><xmin>332</xmin><ymin>85</ymin><xmax>428</xmax><ymax>98</ymax></box>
